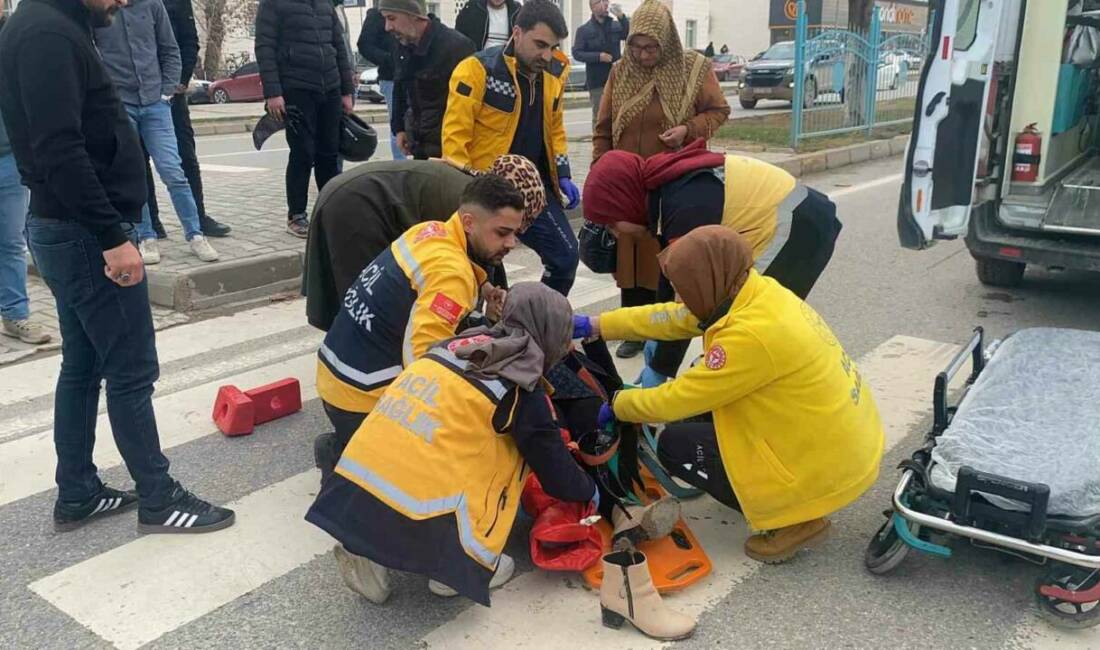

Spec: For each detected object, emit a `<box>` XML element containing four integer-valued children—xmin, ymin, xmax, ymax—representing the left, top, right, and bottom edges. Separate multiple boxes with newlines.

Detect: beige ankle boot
<box><xmin>599</xmin><ymin>549</ymin><xmax>696</xmax><ymax>641</ymax></box>
<box><xmin>611</xmin><ymin>497</ymin><xmax>681</xmax><ymax>545</ymax></box>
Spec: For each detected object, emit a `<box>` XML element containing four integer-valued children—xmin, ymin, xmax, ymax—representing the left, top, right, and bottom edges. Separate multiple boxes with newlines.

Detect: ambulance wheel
<box><xmin>974</xmin><ymin>256</ymin><xmax>1025</xmax><ymax>287</ymax></box>
<box><xmin>864</xmin><ymin>515</ymin><xmax>915</xmax><ymax>575</ymax></box>
<box><xmin>1035</xmin><ymin>565</ymin><xmax>1100</xmax><ymax>629</ymax></box>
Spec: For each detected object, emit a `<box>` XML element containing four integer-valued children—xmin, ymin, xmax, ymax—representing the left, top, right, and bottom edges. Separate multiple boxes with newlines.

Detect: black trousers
<box><xmin>145</xmin><ymin>95</ymin><xmax>208</xmax><ymax>220</ymax></box>
<box><xmin>656</xmin><ymin>420</ymin><xmax>742</xmax><ymax>512</ymax></box>
<box><xmin>284</xmin><ymin>89</ymin><xmax>343</xmax><ymax>217</ymax></box>
<box><xmin>649</xmin><ymin>188</ymin><xmax>842</xmax><ymax>378</ymax></box>
<box><xmin>322</xmin><ymin>401</ymin><xmax>367</xmax><ymax>455</ymax></box>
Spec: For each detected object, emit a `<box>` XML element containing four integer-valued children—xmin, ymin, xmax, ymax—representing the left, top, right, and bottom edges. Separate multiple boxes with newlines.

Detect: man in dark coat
<box><xmin>571</xmin><ymin>0</ymin><xmax>628</xmax><ymax>125</ymax></box>
<box><xmin>254</xmin><ymin>0</ymin><xmax>355</xmax><ymax>238</ymax></box>
<box><xmin>455</xmin><ymin>0</ymin><xmax>521</xmax><ymax>51</ymax></box>
<box><xmin>380</xmin><ymin>0</ymin><xmax>475</xmax><ymax>160</ymax></box>
<box><xmin>143</xmin><ymin>0</ymin><xmax>231</xmax><ymax>240</ymax></box>
<box><xmin>357</xmin><ymin>7</ymin><xmax>406</xmax><ymax>160</ymax></box>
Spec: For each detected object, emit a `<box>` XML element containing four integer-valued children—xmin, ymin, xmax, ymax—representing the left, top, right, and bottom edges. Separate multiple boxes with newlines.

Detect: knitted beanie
<box><xmin>378</xmin><ymin>0</ymin><xmax>427</xmax><ymax>17</ymax></box>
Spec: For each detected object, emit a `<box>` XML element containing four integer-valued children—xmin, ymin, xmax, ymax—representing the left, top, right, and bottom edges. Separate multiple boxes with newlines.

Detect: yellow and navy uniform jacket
<box><xmin>442</xmin><ymin>45</ymin><xmax>572</xmax><ymax>195</ymax></box>
<box><xmin>306</xmin><ymin>335</ymin><xmax>595</xmax><ymax>606</ymax></box>
<box><xmin>316</xmin><ymin>215</ymin><xmax>488</xmax><ymax>414</ymax></box>
<box><xmin>601</xmin><ymin>271</ymin><xmax>885</xmax><ymax>531</ymax></box>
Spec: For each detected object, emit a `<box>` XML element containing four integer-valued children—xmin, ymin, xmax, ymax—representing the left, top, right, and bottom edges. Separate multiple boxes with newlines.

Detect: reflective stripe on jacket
<box><xmin>316</xmin><ymin>215</ymin><xmax>488</xmax><ymax>413</ymax></box>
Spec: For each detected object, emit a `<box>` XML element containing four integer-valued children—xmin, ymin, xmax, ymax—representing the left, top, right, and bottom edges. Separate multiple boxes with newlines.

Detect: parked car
<box><xmin>566</xmin><ymin>60</ymin><xmax>586</xmax><ymax>92</ymax></box>
<box><xmin>357</xmin><ymin>67</ymin><xmax>384</xmax><ymax>104</ymax></box>
<box><xmin>711</xmin><ymin>53</ymin><xmax>747</xmax><ymax>82</ymax></box>
<box><xmin>737</xmin><ymin>41</ymin><xmax>836</xmax><ymax>109</ymax></box>
<box><xmin>208</xmin><ymin>61</ymin><xmax>263</xmax><ymax>104</ymax></box>
<box><xmin>187</xmin><ymin>79</ymin><xmax>212</xmax><ymax>105</ymax></box>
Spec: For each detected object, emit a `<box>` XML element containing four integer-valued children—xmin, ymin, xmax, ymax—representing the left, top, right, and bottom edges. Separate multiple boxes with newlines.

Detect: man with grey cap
<box><xmin>380</xmin><ymin>0</ymin><xmax>475</xmax><ymax>160</ymax></box>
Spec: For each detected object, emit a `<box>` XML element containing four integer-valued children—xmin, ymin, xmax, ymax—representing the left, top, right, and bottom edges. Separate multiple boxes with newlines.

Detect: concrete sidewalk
<box><xmin>5</xmin><ymin>133</ymin><xmax>909</xmax><ymax>365</ymax></box>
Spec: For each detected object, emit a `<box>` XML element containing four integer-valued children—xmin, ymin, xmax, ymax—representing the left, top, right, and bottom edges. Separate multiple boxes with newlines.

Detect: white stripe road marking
<box><xmin>418</xmin><ymin>335</ymin><xmax>960</xmax><ymax>649</ymax></box>
<box><xmin>0</xmin><ymin>301</ymin><xmax>307</xmax><ymax>408</ymax></box>
<box><xmin>0</xmin><ymin>353</ymin><xmax>319</xmax><ymax>508</ymax></box>
<box><xmin>29</xmin><ymin>471</ymin><xmax>334</xmax><ymax>650</ymax></box>
<box><xmin>827</xmin><ymin>173</ymin><xmax>904</xmax><ymax>200</ymax></box>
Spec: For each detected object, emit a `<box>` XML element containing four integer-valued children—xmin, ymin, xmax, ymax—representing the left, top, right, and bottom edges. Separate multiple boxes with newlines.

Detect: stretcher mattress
<box><xmin>929</xmin><ymin>328</ymin><xmax>1100</xmax><ymax>518</ymax></box>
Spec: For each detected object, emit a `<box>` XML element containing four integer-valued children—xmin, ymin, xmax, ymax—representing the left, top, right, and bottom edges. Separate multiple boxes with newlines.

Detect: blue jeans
<box><xmin>0</xmin><ymin>153</ymin><xmax>29</xmax><ymax>321</ymax></box>
<box><xmin>517</xmin><ymin>193</ymin><xmax>579</xmax><ymax>296</ymax></box>
<box><xmin>125</xmin><ymin>101</ymin><xmax>202</xmax><ymax>242</ymax></box>
<box><xmin>26</xmin><ymin>216</ymin><xmax>176</xmax><ymax>507</ymax></box>
<box><xmin>380</xmin><ymin>80</ymin><xmax>406</xmax><ymax>161</ymax></box>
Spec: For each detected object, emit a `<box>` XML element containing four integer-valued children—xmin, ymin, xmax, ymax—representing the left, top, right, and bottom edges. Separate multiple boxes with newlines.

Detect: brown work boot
<box><xmin>611</xmin><ymin>497</ymin><xmax>681</xmax><ymax>546</ymax></box>
<box><xmin>600</xmin><ymin>549</ymin><xmax>696</xmax><ymax>641</ymax></box>
<box><xmin>744</xmin><ymin>518</ymin><xmax>832</xmax><ymax>564</ymax></box>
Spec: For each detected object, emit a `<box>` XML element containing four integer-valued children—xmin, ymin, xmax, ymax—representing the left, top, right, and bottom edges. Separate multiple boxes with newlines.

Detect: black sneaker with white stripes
<box><xmin>53</xmin><ymin>485</ymin><xmax>138</xmax><ymax>533</ymax></box>
<box><xmin>138</xmin><ymin>484</ymin><xmax>235</xmax><ymax>534</ymax></box>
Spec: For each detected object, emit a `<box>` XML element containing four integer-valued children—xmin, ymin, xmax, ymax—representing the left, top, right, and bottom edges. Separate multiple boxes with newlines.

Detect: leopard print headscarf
<box><xmin>610</xmin><ymin>0</ymin><xmax>709</xmax><ymax>148</ymax></box>
<box><xmin>485</xmin><ymin>155</ymin><xmax>547</xmax><ymax>233</ymax></box>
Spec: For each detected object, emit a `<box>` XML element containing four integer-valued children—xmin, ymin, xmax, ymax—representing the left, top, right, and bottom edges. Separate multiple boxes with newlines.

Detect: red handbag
<box><xmin>529</xmin><ymin>500</ymin><xmax>603</xmax><ymax>572</ymax></box>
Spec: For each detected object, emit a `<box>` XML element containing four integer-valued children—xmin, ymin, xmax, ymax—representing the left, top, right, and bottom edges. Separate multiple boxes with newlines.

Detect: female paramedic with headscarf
<box><xmin>582</xmin><ymin>140</ymin><xmax>843</xmax><ymax>386</ymax></box>
<box><xmin>572</xmin><ymin>227</ymin><xmax>885</xmax><ymax>565</ymax></box>
<box><xmin>306</xmin><ymin>282</ymin><xmax>598</xmax><ymax>607</ymax></box>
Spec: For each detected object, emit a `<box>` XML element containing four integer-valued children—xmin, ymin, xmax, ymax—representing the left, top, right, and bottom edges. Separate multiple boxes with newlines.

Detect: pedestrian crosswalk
<box><xmin>0</xmin><ymin>261</ymin><xmax>1094</xmax><ymax>649</ymax></box>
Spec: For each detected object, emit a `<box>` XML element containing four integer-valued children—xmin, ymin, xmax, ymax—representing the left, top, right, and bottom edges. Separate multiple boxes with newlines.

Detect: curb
<box><xmin>765</xmin><ymin>134</ymin><xmax>909</xmax><ymax>178</ymax></box>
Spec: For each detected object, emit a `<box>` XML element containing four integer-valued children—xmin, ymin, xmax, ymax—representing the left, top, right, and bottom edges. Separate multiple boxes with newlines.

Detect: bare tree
<box><xmin>193</xmin><ymin>0</ymin><xmax>259</xmax><ymax>79</ymax></box>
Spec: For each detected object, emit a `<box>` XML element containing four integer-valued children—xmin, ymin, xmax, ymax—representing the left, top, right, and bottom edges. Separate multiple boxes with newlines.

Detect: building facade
<box><xmin>768</xmin><ymin>0</ymin><xmax>930</xmax><ymax>43</ymax></box>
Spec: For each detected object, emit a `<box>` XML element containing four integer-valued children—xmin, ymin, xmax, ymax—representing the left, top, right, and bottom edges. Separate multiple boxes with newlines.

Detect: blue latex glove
<box><xmin>597</xmin><ymin>402</ymin><xmax>615</xmax><ymax>430</ymax></box>
<box><xmin>572</xmin><ymin>314</ymin><xmax>593</xmax><ymax>340</ymax></box>
<box><xmin>559</xmin><ymin>177</ymin><xmax>581</xmax><ymax>210</ymax></box>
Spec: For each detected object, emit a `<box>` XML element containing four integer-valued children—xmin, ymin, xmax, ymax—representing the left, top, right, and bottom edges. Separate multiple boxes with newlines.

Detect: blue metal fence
<box><xmin>790</xmin><ymin>0</ymin><xmax>933</xmax><ymax>147</ymax></box>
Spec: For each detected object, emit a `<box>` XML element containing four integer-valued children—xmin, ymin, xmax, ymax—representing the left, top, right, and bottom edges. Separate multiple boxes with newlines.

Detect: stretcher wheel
<box><xmin>1035</xmin><ymin>565</ymin><xmax>1100</xmax><ymax>629</ymax></box>
<box><xmin>864</xmin><ymin>515</ymin><xmax>917</xmax><ymax>575</ymax></box>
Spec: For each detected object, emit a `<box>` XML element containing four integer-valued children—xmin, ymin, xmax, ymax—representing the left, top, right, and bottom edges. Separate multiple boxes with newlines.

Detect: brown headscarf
<box><xmin>609</xmin><ymin>0</ymin><xmax>710</xmax><ymax>147</ymax></box>
<box><xmin>657</xmin><ymin>226</ymin><xmax>754</xmax><ymax>321</ymax></box>
<box><xmin>453</xmin><ymin>282</ymin><xmax>574</xmax><ymax>391</ymax></box>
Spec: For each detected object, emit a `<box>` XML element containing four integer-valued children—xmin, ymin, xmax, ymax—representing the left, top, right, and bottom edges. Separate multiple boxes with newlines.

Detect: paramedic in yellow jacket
<box><xmin>306</xmin><ymin>283</ymin><xmax>598</xmax><ymax>606</ymax></box>
<box><xmin>582</xmin><ymin>141</ymin><xmax>843</xmax><ymax>386</ymax></box>
<box><xmin>314</xmin><ymin>173</ymin><xmax>540</xmax><ymax>478</ymax></box>
<box><xmin>573</xmin><ymin>227</ymin><xmax>885</xmax><ymax>564</ymax></box>
<box><xmin>442</xmin><ymin>0</ymin><xmax>581</xmax><ymax>296</ymax></box>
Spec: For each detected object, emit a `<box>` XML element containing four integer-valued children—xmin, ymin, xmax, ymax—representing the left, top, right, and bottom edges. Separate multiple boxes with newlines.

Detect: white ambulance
<box><xmin>899</xmin><ymin>0</ymin><xmax>1100</xmax><ymax>286</ymax></box>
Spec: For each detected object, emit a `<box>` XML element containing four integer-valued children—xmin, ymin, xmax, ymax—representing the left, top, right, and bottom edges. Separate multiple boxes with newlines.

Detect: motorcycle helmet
<box><xmin>339</xmin><ymin>113</ymin><xmax>378</xmax><ymax>162</ymax></box>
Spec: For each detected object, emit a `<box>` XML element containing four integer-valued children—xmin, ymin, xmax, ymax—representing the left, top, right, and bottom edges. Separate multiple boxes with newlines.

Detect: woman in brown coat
<box><xmin>591</xmin><ymin>0</ymin><xmax>730</xmax><ymax>358</ymax></box>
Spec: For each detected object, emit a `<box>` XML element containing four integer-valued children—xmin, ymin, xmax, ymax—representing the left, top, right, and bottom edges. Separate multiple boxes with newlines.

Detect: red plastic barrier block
<box><xmin>244</xmin><ymin>378</ymin><xmax>302</xmax><ymax>425</ymax></box>
<box><xmin>213</xmin><ymin>385</ymin><xmax>255</xmax><ymax>437</ymax></box>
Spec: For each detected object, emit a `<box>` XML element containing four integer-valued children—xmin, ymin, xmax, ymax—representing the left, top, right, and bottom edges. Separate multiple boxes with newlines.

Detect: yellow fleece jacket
<box><xmin>600</xmin><ymin>271</ymin><xmax>885</xmax><ymax>530</ymax></box>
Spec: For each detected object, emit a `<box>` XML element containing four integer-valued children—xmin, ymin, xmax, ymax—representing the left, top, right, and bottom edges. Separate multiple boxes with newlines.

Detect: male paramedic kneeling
<box><xmin>313</xmin><ymin>173</ymin><xmax>542</xmax><ymax>478</ymax></box>
<box><xmin>574</xmin><ymin>227</ymin><xmax>885</xmax><ymax>563</ymax></box>
<box><xmin>306</xmin><ymin>283</ymin><xmax>598</xmax><ymax>605</ymax></box>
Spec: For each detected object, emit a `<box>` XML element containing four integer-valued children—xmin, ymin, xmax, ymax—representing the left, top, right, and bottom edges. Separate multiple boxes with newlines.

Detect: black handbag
<box><xmin>578</xmin><ymin>221</ymin><xmax>617</xmax><ymax>274</ymax></box>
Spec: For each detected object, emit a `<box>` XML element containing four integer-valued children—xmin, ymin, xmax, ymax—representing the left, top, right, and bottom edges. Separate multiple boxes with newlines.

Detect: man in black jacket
<box><xmin>0</xmin><ymin>0</ymin><xmax>234</xmax><ymax>535</ymax></box>
<box><xmin>255</xmin><ymin>0</ymin><xmax>355</xmax><ymax>238</ymax></box>
<box><xmin>144</xmin><ymin>0</ymin><xmax>231</xmax><ymax>240</ymax></box>
<box><xmin>455</xmin><ymin>0</ymin><xmax>520</xmax><ymax>51</ymax></box>
<box><xmin>381</xmin><ymin>0</ymin><xmax>475</xmax><ymax>160</ymax></box>
<box><xmin>357</xmin><ymin>7</ymin><xmax>405</xmax><ymax>161</ymax></box>
<box><xmin>571</xmin><ymin>0</ymin><xmax>628</xmax><ymax>125</ymax></box>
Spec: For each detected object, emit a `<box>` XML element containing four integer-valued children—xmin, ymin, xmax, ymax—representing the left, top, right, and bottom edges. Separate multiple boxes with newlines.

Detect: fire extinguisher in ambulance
<box><xmin>1012</xmin><ymin>123</ymin><xmax>1042</xmax><ymax>183</ymax></box>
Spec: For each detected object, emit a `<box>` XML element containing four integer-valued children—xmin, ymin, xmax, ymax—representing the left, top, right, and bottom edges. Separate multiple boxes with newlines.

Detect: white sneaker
<box><xmin>139</xmin><ymin>239</ymin><xmax>160</xmax><ymax>265</ymax></box>
<box><xmin>1</xmin><ymin>318</ymin><xmax>52</xmax><ymax>344</ymax></box>
<box><xmin>429</xmin><ymin>553</ymin><xmax>515</xmax><ymax>597</ymax></box>
<box><xmin>333</xmin><ymin>545</ymin><xmax>391</xmax><ymax>605</ymax></box>
<box><xmin>189</xmin><ymin>234</ymin><xmax>219</xmax><ymax>262</ymax></box>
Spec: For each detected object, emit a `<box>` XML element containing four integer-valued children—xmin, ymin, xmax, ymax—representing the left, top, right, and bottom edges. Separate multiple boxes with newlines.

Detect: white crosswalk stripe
<box><xmin>2</xmin><ymin>260</ymin><xmax>1094</xmax><ymax>649</ymax></box>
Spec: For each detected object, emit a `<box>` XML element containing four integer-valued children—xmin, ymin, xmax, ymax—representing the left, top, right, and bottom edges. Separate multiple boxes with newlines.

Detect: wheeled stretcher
<box><xmin>866</xmin><ymin>327</ymin><xmax>1100</xmax><ymax>629</ymax></box>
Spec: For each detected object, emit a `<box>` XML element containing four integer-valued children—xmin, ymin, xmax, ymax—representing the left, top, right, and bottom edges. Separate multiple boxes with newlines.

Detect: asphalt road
<box><xmin>3</xmin><ymin>160</ymin><xmax>1100</xmax><ymax>648</ymax></box>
